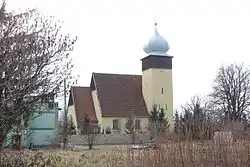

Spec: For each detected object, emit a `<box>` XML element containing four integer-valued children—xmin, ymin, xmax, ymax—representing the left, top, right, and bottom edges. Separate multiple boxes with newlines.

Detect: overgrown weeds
<box><xmin>126</xmin><ymin>141</ymin><xmax>250</xmax><ymax>167</ymax></box>
<box><xmin>1</xmin><ymin>141</ymin><xmax>250</xmax><ymax>166</ymax></box>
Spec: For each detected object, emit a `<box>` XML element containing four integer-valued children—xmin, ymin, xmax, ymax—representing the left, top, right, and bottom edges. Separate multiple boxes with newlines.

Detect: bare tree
<box><xmin>125</xmin><ymin>114</ymin><xmax>136</xmax><ymax>144</ymax></box>
<box><xmin>62</xmin><ymin>78</ymin><xmax>78</xmax><ymax>149</ymax></box>
<box><xmin>209</xmin><ymin>64</ymin><xmax>250</xmax><ymax>124</ymax></box>
<box><xmin>0</xmin><ymin>2</ymin><xmax>76</xmax><ymax>148</ymax></box>
<box><xmin>68</xmin><ymin>115</ymin><xmax>76</xmax><ymax>135</ymax></box>
<box><xmin>79</xmin><ymin>115</ymin><xmax>98</xmax><ymax>150</ymax></box>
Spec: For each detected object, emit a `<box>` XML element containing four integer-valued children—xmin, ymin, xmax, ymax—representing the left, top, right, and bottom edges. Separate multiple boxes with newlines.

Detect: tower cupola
<box><xmin>143</xmin><ymin>22</ymin><xmax>169</xmax><ymax>56</ymax></box>
<box><xmin>141</xmin><ymin>21</ymin><xmax>174</xmax><ymax>129</ymax></box>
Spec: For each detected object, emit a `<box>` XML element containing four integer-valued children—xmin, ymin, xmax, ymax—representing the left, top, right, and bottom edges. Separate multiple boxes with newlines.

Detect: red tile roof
<box><xmin>69</xmin><ymin>73</ymin><xmax>149</xmax><ymax>125</ymax></box>
<box><xmin>92</xmin><ymin>73</ymin><xmax>149</xmax><ymax>117</ymax></box>
<box><xmin>70</xmin><ymin>87</ymin><xmax>98</xmax><ymax>124</ymax></box>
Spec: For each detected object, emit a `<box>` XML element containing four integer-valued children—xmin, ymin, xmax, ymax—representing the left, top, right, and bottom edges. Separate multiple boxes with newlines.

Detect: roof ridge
<box><xmin>93</xmin><ymin>72</ymin><xmax>141</xmax><ymax>76</ymax></box>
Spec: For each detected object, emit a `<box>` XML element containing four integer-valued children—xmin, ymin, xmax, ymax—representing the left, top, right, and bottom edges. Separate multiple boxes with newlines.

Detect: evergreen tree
<box><xmin>0</xmin><ymin>1</ymin><xmax>6</xmax><ymax>19</ymax></box>
<box><xmin>179</xmin><ymin>96</ymin><xmax>213</xmax><ymax>140</ymax></box>
<box><xmin>192</xmin><ymin>103</ymin><xmax>205</xmax><ymax>140</ymax></box>
<box><xmin>149</xmin><ymin>105</ymin><xmax>158</xmax><ymax>123</ymax></box>
<box><xmin>158</xmin><ymin>107</ymin><xmax>169</xmax><ymax>132</ymax></box>
<box><xmin>149</xmin><ymin>104</ymin><xmax>170</xmax><ymax>135</ymax></box>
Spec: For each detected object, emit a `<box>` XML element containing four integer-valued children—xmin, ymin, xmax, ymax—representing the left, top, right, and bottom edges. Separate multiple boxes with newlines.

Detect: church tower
<box><xmin>142</xmin><ymin>22</ymin><xmax>173</xmax><ymax>127</ymax></box>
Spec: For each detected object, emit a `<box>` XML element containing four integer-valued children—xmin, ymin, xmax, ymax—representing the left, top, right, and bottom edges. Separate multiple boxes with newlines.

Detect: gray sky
<box><xmin>6</xmin><ymin>0</ymin><xmax>250</xmax><ymax>110</ymax></box>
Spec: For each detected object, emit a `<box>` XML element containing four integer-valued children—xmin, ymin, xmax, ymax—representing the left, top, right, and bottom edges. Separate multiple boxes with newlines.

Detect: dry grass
<box><xmin>129</xmin><ymin>141</ymin><xmax>250</xmax><ymax>167</ymax></box>
<box><xmin>0</xmin><ymin>146</ymin><xmax>128</xmax><ymax>167</ymax></box>
<box><xmin>1</xmin><ymin>141</ymin><xmax>250</xmax><ymax>166</ymax></box>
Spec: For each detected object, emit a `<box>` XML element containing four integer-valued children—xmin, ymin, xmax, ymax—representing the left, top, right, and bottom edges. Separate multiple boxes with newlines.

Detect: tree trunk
<box><xmin>88</xmin><ymin>143</ymin><xmax>93</xmax><ymax>150</ymax></box>
<box><xmin>0</xmin><ymin>134</ymin><xmax>4</xmax><ymax>148</ymax></box>
<box><xmin>0</xmin><ymin>133</ymin><xmax>7</xmax><ymax>149</ymax></box>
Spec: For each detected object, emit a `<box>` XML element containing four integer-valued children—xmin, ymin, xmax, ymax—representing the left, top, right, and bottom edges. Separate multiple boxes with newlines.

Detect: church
<box><xmin>67</xmin><ymin>23</ymin><xmax>174</xmax><ymax>135</ymax></box>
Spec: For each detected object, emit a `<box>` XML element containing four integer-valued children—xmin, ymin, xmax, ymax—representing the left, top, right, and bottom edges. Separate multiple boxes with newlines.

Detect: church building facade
<box><xmin>68</xmin><ymin>23</ymin><xmax>174</xmax><ymax>135</ymax></box>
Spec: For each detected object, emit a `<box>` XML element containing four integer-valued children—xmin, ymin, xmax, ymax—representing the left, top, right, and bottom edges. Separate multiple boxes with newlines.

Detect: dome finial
<box><xmin>154</xmin><ymin>17</ymin><xmax>157</xmax><ymax>26</ymax></box>
<box><xmin>154</xmin><ymin>17</ymin><xmax>159</xmax><ymax>36</ymax></box>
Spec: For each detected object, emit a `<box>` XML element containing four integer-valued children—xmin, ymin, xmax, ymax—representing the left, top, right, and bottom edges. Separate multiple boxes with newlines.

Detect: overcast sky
<box><xmin>5</xmin><ymin>0</ymin><xmax>250</xmax><ymax>110</ymax></box>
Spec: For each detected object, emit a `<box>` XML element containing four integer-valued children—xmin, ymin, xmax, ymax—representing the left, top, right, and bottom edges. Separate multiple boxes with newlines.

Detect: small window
<box><xmin>113</xmin><ymin>119</ymin><xmax>119</xmax><ymax>130</ymax></box>
<box><xmin>48</xmin><ymin>102</ymin><xmax>54</xmax><ymax>110</ymax></box>
<box><xmin>161</xmin><ymin>88</ymin><xmax>164</xmax><ymax>94</ymax></box>
<box><xmin>135</xmin><ymin>119</ymin><xmax>141</xmax><ymax>130</ymax></box>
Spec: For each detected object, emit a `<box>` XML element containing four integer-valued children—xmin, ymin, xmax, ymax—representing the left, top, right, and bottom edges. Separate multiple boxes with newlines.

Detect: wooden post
<box><xmin>63</xmin><ymin>78</ymin><xmax>68</xmax><ymax>149</ymax></box>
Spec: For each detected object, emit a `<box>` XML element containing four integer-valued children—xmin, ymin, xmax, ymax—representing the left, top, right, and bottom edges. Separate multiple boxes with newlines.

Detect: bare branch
<box><xmin>209</xmin><ymin>63</ymin><xmax>250</xmax><ymax>123</ymax></box>
<box><xmin>0</xmin><ymin>4</ymin><xmax>77</xmax><ymax>148</ymax></box>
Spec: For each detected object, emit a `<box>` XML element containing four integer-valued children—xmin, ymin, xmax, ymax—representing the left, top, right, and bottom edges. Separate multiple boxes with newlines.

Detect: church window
<box><xmin>113</xmin><ymin>119</ymin><xmax>119</xmax><ymax>130</ymax></box>
<box><xmin>161</xmin><ymin>88</ymin><xmax>164</xmax><ymax>94</ymax></box>
<box><xmin>135</xmin><ymin>119</ymin><xmax>141</xmax><ymax>130</ymax></box>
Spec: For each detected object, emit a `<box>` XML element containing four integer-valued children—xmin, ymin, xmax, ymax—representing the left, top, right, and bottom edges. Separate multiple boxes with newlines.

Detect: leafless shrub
<box><xmin>78</xmin><ymin>115</ymin><xmax>99</xmax><ymax>150</ymax></box>
<box><xmin>121</xmin><ymin>141</ymin><xmax>250</xmax><ymax>167</ymax></box>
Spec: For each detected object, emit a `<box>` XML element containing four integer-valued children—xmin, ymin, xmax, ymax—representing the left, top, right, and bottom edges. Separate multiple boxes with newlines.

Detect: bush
<box><xmin>105</xmin><ymin>126</ymin><xmax>111</xmax><ymax>134</ymax></box>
